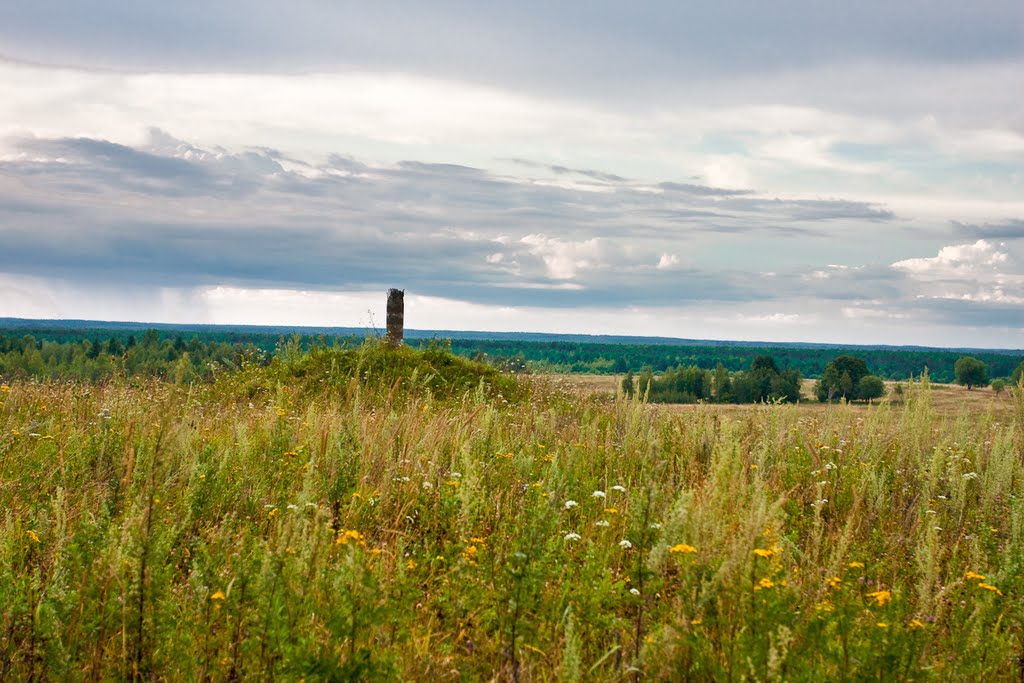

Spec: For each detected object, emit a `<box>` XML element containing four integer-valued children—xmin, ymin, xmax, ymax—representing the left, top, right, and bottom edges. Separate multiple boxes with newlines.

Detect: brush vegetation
<box><xmin>2</xmin><ymin>342</ymin><xmax>1023</xmax><ymax>680</ymax></box>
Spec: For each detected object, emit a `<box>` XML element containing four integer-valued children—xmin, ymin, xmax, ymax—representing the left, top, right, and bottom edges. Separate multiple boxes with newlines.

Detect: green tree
<box><xmin>954</xmin><ymin>356</ymin><xmax>988</xmax><ymax>390</ymax></box>
<box><xmin>621</xmin><ymin>370</ymin><xmax>635</xmax><ymax>398</ymax></box>
<box><xmin>990</xmin><ymin>378</ymin><xmax>1006</xmax><ymax>394</ymax></box>
<box><xmin>1011</xmin><ymin>361</ymin><xmax>1024</xmax><ymax>387</ymax></box>
<box><xmin>857</xmin><ymin>375</ymin><xmax>885</xmax><ymax>401</ymax></box>
<box><xmin>816</xmin><ymin>355</ymin><xmax>870</xmax><ymax>402</ymax></box>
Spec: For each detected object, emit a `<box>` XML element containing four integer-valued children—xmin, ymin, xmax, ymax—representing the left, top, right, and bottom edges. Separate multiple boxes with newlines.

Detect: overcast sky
<box><xmin>1</xmin><ymin>2</ymin><xmax>1022</xmax><ymax>347</ymax></box>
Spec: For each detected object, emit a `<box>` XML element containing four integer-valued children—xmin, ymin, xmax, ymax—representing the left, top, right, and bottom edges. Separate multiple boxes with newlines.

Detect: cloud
<box><xmin>954</xmin><ymin>219</ymin><xmax>1024</xmax><ymax>240</ymax></box>
<box><xmin>892</xmin><ymin>240</ymin><xmax>1008</xmax><ymax>278</ymax></box>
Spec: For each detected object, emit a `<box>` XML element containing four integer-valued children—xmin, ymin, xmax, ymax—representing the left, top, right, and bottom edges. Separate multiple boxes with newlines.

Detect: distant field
<box><xmin>542</xmin><ymin>373</ymin><xmax>1018</xmax><ymax>417</ymax></box>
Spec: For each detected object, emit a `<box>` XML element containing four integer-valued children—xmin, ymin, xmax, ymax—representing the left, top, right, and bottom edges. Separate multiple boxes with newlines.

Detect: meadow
<box><xmin>1</xmin><ymin>342</ymin><xmax>1022</xmax><ymax>681</ymax></box>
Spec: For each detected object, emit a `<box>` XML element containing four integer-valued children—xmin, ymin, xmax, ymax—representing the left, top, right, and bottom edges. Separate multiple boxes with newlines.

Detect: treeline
<box><xmin>625</xmin><ymin>356</ymin><xmax>802</xmax><ymax>404</ymax></box>
<box><xmin>433</xmin><ymin>339</ymin><xmax>1023</xmax><ymax>383</ymax></box>
<box><xmin>1</xmin><ymin>325</ymin><xmax>1023</xmax><ymax>384</ymax></box>
<box><xmin>0</xmin><ymin>331</ymin><xmax>266</xmax><ymax>382</ymax></box>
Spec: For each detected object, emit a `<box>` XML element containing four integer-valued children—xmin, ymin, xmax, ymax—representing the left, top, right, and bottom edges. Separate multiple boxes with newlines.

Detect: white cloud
<box><xmin>892</xmin><ymin>240</ymin><xmax>1008</xmax><ymax>278</ymax></box>
<box><xmin>656</xmin><ymin>253</ymin><xmax>679</xmax><ymax>269</ymax></box>
<box><xmin>519</xmin><ymin>234</ymin><xmax>601</xmax><ymax>279</ymax></box>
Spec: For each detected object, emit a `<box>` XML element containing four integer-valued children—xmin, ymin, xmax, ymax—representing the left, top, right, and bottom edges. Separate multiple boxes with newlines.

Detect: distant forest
<box><xmin>0</xmin><ymin>321</ymin><xmax>1021</xmax><ymax>384</ymax></box>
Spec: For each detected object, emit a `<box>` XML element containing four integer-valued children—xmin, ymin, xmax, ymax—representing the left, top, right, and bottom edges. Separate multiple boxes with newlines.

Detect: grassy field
<box><xmin>2</xmin><ymin>346</ymin><xmax>1023</xmax><ymax>680</ymax></box>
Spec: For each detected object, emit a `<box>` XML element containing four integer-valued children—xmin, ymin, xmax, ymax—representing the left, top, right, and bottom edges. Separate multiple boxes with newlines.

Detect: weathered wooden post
<box><xmin>386</xmin><ymin>288</ymin><xmax>404</xmax><ymax>347</ymax></box>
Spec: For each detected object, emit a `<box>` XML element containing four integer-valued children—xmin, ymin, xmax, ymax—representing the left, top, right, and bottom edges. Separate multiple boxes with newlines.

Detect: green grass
<box><xmin>1</xmin><ymin>349</ymin><xmax>1022</xmax><ymax>680</ymax></box>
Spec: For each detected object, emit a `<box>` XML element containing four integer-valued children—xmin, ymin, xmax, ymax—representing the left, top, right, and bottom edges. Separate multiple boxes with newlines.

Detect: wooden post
<box><xmin>386</xmin><ymin>289</ymin><xmax>404</xmax><ymax>347</ymax></box>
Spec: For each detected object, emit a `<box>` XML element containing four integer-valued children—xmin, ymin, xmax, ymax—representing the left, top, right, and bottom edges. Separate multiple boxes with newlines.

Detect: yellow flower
<box><xmin>691</xmin><ymin>616</ymin><xmax>703</xmax><ymax>626</ymax></box>
<box><xmin>755</xmin><ymin>577</ymin><xmax>775</xmax><ymax>590</ymax></box>
<box><xmin>406</xmin><ymin>559</ymin><xmax>417</xmax><ymax>570</ymax></box>
<box><xmin>816</xmin><ymin>601</ymin><xmax>834</xmax><ymax>613</ymax></box>
<box><xmin>470</xmin><ymin>537</ymin><xmax>487</xmax><ymax>544</ymax></box>
<box><xmin>669</xmin><ymin>544</ymin><xmax>698</xmax><ymax>554</ymax></box>
<box><xmin>753</xmin><ymin>548</ymin><xmax>775</xmax><ymax>558</ymax></box>
<box><xmin>964</xmin><ymin>571</ymin><xmax>986</xmax><ymax>581</ymax></box>
<box><xmin>210</xmin><ymin>591</ymin><xmax>226</xmax><ymax>601</ymax></box>
<box><xmin>369</xmin><ymin>548</ymin><xmax>382</xmax><ymax>556</ymax></box>
<box><xmin>977</xmin><ymin>583</ymin><xmax>1003</xmax><ymax>596</ymax></box>
<box><xmin>750</xmin><ymin>464</ymin><xmax>758</xmax><ymax>470</ymax></box>
<box><xmin>867</xmin><ymin>589</ymin><xmax>892</xmax><ymax>606</ymax></box>
<box><xmin>876</xmin><ymin>622</ymin><xmax>888</xmax><ymax>629</ymax></box>
<box><xmin>909</xmin><ymin>618</ymin><xmax>925</xmax><ymax>629</ymax></box>
<box><xmin>826</xmin><ymin>576</ymin><xmax>843</xmax><ymax>590</ymax></box>
<box><xmin>335</xmin><ymin>529</ymin><xmax>365</xmax><ymax>546</ymax></box>
<box><xmin>26</xmin><ymin>530</ymin><xmax>41</xmax><ymax>544</ymax></box>
<box><xmin>604</xmin><ymin>507</ymin><xmax>619</xmax><ymax>514</ymax></box>
<box><xmin>0</xmin><ymin>384</ymin><xmax>10</xmax><ymax>391</ymax></box>
<box><xmin>847</xmin><ymin>561</ymin><xmax>865</xmax><ymax>569</ymax></box>
<box><xmin>462</xmin><ymin>545</ymin><xmax>478</xmax><ymax>564</ymax></box>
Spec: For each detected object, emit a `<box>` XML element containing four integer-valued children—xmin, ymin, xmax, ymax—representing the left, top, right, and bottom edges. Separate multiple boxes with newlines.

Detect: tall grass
<box><xmin>0</xmin><ymin>349</ymin><xmax>1022</xmax><ymax>680</ymax></box>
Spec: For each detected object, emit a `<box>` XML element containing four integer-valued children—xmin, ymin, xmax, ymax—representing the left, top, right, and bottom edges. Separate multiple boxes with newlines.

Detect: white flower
<box><xmin>629</xmin><ymin>588</ymin><xmax>640</xmax><ymax>596</ymax></box>
<box><xmin>422</xmin><ymin>481</ymin><xmax>433</xmax><ymax>489</ymax></box>
<box><xmin>962</xmin><ymin>472</ymin><xmax>979</xmax><ymax>481</ymax></box>
<box><xmin>595</xmin><ymin>520</ymin><xmax>610</xmax><ymax>527</ymax></box>
<box><xmin>611</xmin><ymin>485</ymin><xmax>626</xmax><ymax>493</ymax></box>
<box><xmin>619</xmin><ymin>539</ymin><xmax>633</xmax><ymax>549</ymax></box>
<box><xmin>592</xmin><ymin>490</ymin><xmax>606</xmax><ymax>499</ymax></box>
<box><xmin>286</xmin><ymin>504</ymin><xmax>298</xmax><ymax>510</ymax></box>
<box><xmin>825</xmin><ymin>462</ymin><xmax>837</xmax><ymax>471</ymax></box>
<box><xmin>451</xmin><ymin>472</ymin><xmax>463</xmax><ymax>479</ymax></box>
<box><xmin>649</xmin><ymin>523</ymin><xmax>662</xmax><ymax>530</ymax></box>
<box><xmin>564</xmin><ymin>532</ymin><xmax>582</xmax><ymax>541</ymax></box>
<box><xmin>564</xmin><ymin>500</ymin><xmax>579</xmax><ymax>510</ymax></box>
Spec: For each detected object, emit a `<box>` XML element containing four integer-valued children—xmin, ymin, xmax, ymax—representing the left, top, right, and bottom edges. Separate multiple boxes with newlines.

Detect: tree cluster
<box><xmin>815</xmin><ymin>355</ymin><xmax>886</xmax><ymax>402</ymax></box>
<box><xmin>624</xmin><ymin>355</ymin><xmax>801</xmax><ymax>404</ymax></box>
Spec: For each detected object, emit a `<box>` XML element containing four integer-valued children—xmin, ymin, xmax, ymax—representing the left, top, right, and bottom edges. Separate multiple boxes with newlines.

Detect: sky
<box><xmin>1</xmin><ymin>2</ymin><xmax>1022</xmax><ymax>348</ymax></box>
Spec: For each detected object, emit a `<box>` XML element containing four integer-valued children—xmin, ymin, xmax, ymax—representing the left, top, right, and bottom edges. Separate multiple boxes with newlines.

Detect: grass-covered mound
<box><xmin>216</xmin><ymin>339</ymin><xmax>527</xmax><ymax>405</ymax></box>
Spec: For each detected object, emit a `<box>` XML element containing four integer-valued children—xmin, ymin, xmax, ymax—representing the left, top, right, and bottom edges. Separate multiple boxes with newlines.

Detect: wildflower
<box><xmin>867</xmin><ymin>589</ymin><xmax>892</xmax><ymax>606</ymax></box>
<box><xmin>445</xmin><ymin>480</ymin><xmax>460</xmax><ymax>488</ymax></box>
<box><xmin>564</xmin><ymin>500</ymin><xmax>579</xmax><ymax>510</ymax></box>
<box><xmin>649</xmin><ymin>523</ymin><xmax>662</xmax><ymax>530</ymax></box>
<box><xmin>619</xmin><ymin>539</ymin><xmax>633</xmax><ymax>549</ymax></box>
<box><xmin>965</xmin><ymin>571</ymin><xmax>986</xmax><ymax>581</ymax></box>
<box><xmin>26</xmin><ymin>530</ymin><xmax>40</xmax><ymax>544</ymax></box>
<box><xmin>369</xmin><ymin>548</ymin><xmax>382</xmax><ymax>556</ymax></box>
<box><xmin>450</xmin><ymin>472</ymin><xmax>462</xmax><ymax>479</ymax></box>
<box><xmin>691</xmin><ymin>616</ymin><xmax>703</xmax><ymax>625</ymax></box>
<box><xmin>564</xmin><ymin>532</ymin><xmax>582</xmax><ymax>541</ymax></box>
<box><xmin>755</xmin><ymin>577</ymin><xmax>775</xmax><ymax>590</ymax></box>
<box><xmin>0</xmin><ymin>384</ymin><xmax>9</xmax><ymax>391</ymax></box>
<box><xmin>595</xmin><ymin>520</ymin><xmax>610</xmax><ymax>527</ymax></box>
<box><xmin>909</xmin><ymin>618</ymin><xmax>925</xmax><ymax>629</ymax></box>
<box><xmin>531</xmin><ymin>481</ymin><xmax>542</xmax><ymax>488</ymax></box>
<box><xmin>876</xmin><ymin>622</ymin><xmax>888</xmax><ymax>629</ymax></box>
<box><xmin>611</xmin><ymin>485</ymin><xmax>626</xmax><ymax>493</ymax></box>
<box><xmin>210</xmin><ymin>591</ymin><xmax>226</xmax><ymax>601</ymax></box>
<box><xmin>670</xmin><ymin>544</ymin><xmax>698</xmax><ymax>554</ymax></box>
<box><xmin>592</xmin><ymin>490</ymin><xmax>606</xmax><ymax>499</ymax></box>
<box><xmin>826</xmin><ymin>576</ymin><xmax>843</xmax><ymax>590</ymax></box>
<box><xmin>977</xmin><ymin>583</ymin><xmax>1003</xmax><ymax>596</ymax></box>
<box><xmin>848</xmin><ymin>561</ymin><xmax>865</xmax><ymax>569</ymax></box>
<box><xmin>753</xmin><ymin>548</ymin><xmax>775</xmax><ymax>558</ymax></box>
<box><xmin>629</xmin><ymin>588</ymin><xmax>640</xmax><ymax>596</ymax></box>
<box><xmin>962</xmin><ymin>472</ymin><xmax>979</xmax><ymax>481</ymax></box>
<box><xmin>816</xmin><ymin>601</ymin><xmax>834</xmax><ymax>613</ymax></box>
<box><xmin>335</xmin><ymin>529</ymin><xmax>365</xmax><ymax>546</ymax></box>
<box><xmin>406</xmin><ymin>559</ymin><xmax>417</xmax><ymax>570</ymax></box>
<box><xmin>462</xmin><ymin>546</ymin><xmax>478</xmax><ymax>564</ymax></box>
<box><xmin>604</xmin><ymin>507</ymin><xmax>619</xmax><ymax>514</ymax></box>
<box><xmin>470</xmin><ymin>537</ymin><xmax>486</xmax><ymax>544</ymax></box>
